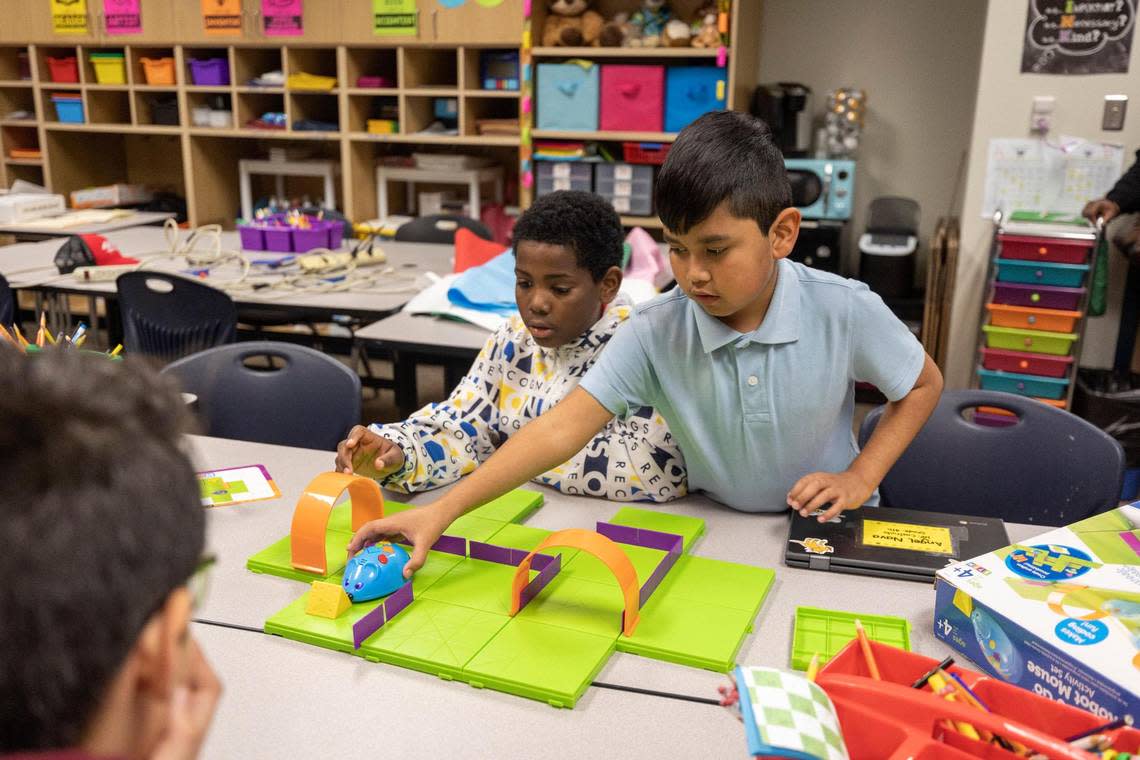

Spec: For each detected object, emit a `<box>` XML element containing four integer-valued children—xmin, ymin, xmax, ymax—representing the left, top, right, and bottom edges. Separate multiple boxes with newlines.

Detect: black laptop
<box><xmin>784</xmin><ymin>506</ymin><xmax>1010</xmax><ymax>582</ymax></box>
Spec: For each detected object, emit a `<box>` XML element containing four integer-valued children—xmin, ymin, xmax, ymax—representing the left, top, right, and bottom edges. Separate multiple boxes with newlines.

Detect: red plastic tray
<box><xmin>980</xmin><ymin>347</ymin><xmax>1074</xmax><ymax>378</ymax></box>
<box><xmin>998</xmin><ymin>234</ymin><xmax>1092</xmax><ymax>265</ymax></box>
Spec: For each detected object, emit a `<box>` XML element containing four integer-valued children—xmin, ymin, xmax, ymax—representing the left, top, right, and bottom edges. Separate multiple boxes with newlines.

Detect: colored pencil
<box><xmin>912</xmin><ymin>656</ymin><xmax>955</xmax><ymax>688</ymax></box>
<box><xmin>853</xmin><ymin>619</ymin><xmax>881</xmax><ymax>680</ymax></box>
<box><xmin>35</xmin><ymin>313</ymin><xmax>45</xmax><ymax>348</ymax></box>
<box><xmin>806</xmin><ymin>653</ymin><xmax>820</xmax><ymax>682</ymax></box>
<box><xmin>12</xmin><ymin>324</ymin><xmax>29</xmax><ymax>349</ymax></box>
<box><xmin>0</xmin><ymin>325</ymin><xmax>18</xmax><ymax>347</ymax></box>
<box><xmin>108</xmin><ymin>344</ymin><xmax>123</xmax><ymax>357</ymax></box>
<box><xmin>1064</xmin><ymin>716</ymin><xmax>1132</xmax><ymax>743</ymax></box>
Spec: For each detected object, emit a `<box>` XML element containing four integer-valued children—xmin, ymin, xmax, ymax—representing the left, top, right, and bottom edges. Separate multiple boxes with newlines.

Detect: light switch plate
<box><xmin>1104</xmin><ymin>95</ymin><xmax>1127</xmax><ymax>131</ymax></box>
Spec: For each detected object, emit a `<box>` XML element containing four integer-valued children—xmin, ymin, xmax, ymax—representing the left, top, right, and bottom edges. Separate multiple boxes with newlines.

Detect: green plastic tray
<box><xmin>790</xmin><ymin>606</ymin><xmax>911</xmax><ymax>671</ymax></box>
<box><xmin>607</xmin><ymin>507</ymin><xmax>706</xmax><ymax>551</ymax></box>
<box><xmin>981</xmin><ymin>324</ymin><xmax>1077</xmax><ymax>356</ymax></box>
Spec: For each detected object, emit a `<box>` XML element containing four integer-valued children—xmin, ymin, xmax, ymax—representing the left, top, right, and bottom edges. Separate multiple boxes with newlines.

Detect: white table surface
<box><xmin>186</xmin><ymin>434</ymin><xmax>1042</xmax><ymax>760</ymax></box>
<box><xmin>354</xmin><ymin>310</ymin><xmax>490</xmax><ymax>352</ymax></box>
<box><xmin>0</xmin><ymin>226</ymin><xmax>454</xmax><ymax>318</ymax></box>
<box><xmin>0</xmin><ymin>210</ymin><xmax>175</xmax><ymax>236</ymax></box>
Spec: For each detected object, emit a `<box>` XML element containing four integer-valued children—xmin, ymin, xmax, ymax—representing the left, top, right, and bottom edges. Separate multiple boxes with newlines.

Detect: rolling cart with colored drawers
<box><xmin>974</xmin><ymin>213</ymin><xmax>1099</xmax><ymax>411</ymax></box>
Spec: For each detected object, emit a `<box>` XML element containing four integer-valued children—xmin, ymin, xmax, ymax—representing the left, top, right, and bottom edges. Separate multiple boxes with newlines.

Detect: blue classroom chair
<box><xmin>117</xmin><ymin>271</ymin><xmax>237</xmax><ymax>362</ymax></box>
<box><xmin>162</xmin><ymin>341</ymin><xmax>360</xmax><ymax>451</ymax></box>
<box><xmin>859</xmin><ymin>390</ymin><xmax>1123</xmax><ymax>525</ymax></box>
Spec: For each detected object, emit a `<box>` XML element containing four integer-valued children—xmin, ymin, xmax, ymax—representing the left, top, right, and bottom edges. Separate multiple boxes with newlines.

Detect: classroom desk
<box><xmin>355</xmin><ymin>311</ymin><xmax>490</xmax><ymax>414</ymax></box>
<box><xmin>186</xmin><ymin>434</ymin><xmax>1042</xmax><ymax>760</ymax></box>
<box><xmin>0</xmin><ymin>210</ymin><xmax>176</xmax><ymax>241</ymax></box>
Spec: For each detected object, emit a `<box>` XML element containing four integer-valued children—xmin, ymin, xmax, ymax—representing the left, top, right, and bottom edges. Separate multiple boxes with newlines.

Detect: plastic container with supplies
<box><xmin>998</xmin><ymin>233</ymin><xmax>1093</xmax><ymax>264</ymax></box>
<box><xmin>995</xmin><ymin>258</ymin><xmax>1089</xmax><ymax>287</ymax></box>
<box><xmin>976</xmin><ymin>367</ymin><xmax>1070</xmax><ymax>399</ymax></box>
<box><xmin>50</xmin><ymin>94</ymin><xmax>84</xmax><ymax>124</ymax></box>
<box><xmin>536</xmin><ymin>62</ymin><xmax>599</xmax><ymax>131</ymax></box>
<box><xmin>89</xmin><ymin>53</ymin><xmax>126</xmax><ymax>85</ymax></box>
<box><xmin>140</xmin><ymin>56</ymin><xmax>176</xmax><ymax>85</ymax></box>
<box><xmin>980</xmin><ymin>347</ymin><xmax>1073</xmax><ymax>378</ymax></box>
<box><xmin>981</xmin><ymin>324</ymin><xmax>1077</xmax><ymax>356</ymax></box>
<box><xmin>46</xmin><ymin>56</ymin><xmax>79</xmax><ymax>83</ymax></box>
<box><xmin>664</xmin><ymin>66</ymin><xmax>726</xmax><ymax>132</ymax></box>
<box><xmin>600</xmin><ymin>64</ymin><xmax>664</xmax><ymax>132</ymax></box>
<box><xmin>188</xmin><ymin>57</ymin><xmax>230</xmax><ymax>86</ymax></box>
<box><xmin>536</xmin><ymin>161</ymin><xmax>592</xmax><ymax>195</ymax></box>
<box><xmin>985</xmin><ymin>302</ymin><xmax>1081</xmax><ymax>332</ymax></box>
<box><xmin>991</xmin><ymin>282</ymin><xmax>1084</xmax><ymax>310</ymax></box>
<box><xmin>622</xmin><ymin>141</ymin><xmax>670</xmax><ymax>165</ymax></box>
<box><xmin>595</xmin><ymin>162</ymin><xmax>652</xmax><ymax>196</ymax></box>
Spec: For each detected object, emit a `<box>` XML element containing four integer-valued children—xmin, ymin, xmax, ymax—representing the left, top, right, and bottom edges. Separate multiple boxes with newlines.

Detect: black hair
<box><xmin>0</xmin><ymin>349</ymin><xmax>204</xmax><ymax>752</ymax></box>
<box><xmin>511</xmin><ymin>190</ymin><xmax>624</xmax><ymax>281</ymax></box>
<box><xmin>655</xmin><ymin>110</ymin><xmax>793</xmax><ymax>235</ymax></box>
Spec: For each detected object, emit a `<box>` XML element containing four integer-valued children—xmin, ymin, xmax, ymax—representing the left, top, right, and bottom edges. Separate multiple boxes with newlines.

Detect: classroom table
<box><xmin>0</xmin><ymin>210</ymin><xmax>176</xmax><ymax>241</ymax></box>
<box><xmin>186</xmin><ymin>434</ymin><xmax>1042</xmax><ymax>760</ymax></box>
<box><xmin>355</xmin><ymin>311</ymin><xmax>489</xmax><ymax>415</ymax></box>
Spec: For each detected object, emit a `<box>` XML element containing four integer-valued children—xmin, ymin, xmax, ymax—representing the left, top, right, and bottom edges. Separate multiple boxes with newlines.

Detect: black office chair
<box><xmin>0</xmin><ymin>274</ymin><xmax>13</xmax><ymax>326</ymax></box>
<box><xmin>162</xmin><ymin>341</ymin><xmax>361</xmax><ymax>451</ymax></box>
<box><xmin>116</xmin><ymin>271</ymin><xmax>237</xmax><ymax>362</ymax></box>
<box><xmin>394</xmin><ymin>214</ymin><xmax>494</xmax><ymax>245</ymax></box>
<box><xmin>859</xmin><ymin>390</ymin><xmax>1124</xmax><ymax>525</ymax></box>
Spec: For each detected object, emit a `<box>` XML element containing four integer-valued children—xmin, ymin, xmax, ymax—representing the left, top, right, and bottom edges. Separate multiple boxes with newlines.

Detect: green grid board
<box><xmin>790</xmin><ymin>606</ymin><xmax>911</xmax><ymax>671</ymax></box>
<box><xmin>607</xmin><ymin>506</ymin><xmax>706</xmax><ymax>552</ymax></box>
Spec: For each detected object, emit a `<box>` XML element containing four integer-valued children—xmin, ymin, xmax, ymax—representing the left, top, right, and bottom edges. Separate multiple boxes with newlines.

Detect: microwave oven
<box><xmin>784</xmin><ymin>159</ymin><xmax>855</xmax><ymax>221</ymax></box>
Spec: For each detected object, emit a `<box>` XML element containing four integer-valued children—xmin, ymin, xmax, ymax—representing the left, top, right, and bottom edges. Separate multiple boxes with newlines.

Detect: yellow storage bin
<box><xmin>90</xmin><ymin>54</ymin><xmax>126</xmax><ymax>85</ymax></box>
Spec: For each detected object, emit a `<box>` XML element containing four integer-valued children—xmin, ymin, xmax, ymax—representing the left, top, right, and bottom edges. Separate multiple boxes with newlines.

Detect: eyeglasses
<box><xmin>189</xmin><ymin>553</ymin><xmax>216</xmax><ymax>611</ymax></box>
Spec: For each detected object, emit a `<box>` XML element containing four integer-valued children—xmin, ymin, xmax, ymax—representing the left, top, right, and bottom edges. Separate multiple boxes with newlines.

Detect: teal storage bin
<box><xmin>51</xmin><ymin>95</ymin><xmax>84</xmax><ymax>124</ymax></box>
<box><xmin>977</xmin><ymin>368</ymin><xmax>1070</xmax><ymax>400</ymax></box>
<box><xmin>664</xmin><ymin>66</ymin><xmax>726</xmax><ymax>132</ymax></box>
<box><xmin>995</xmin><ymin>258</ymin><xmax>1089</xmax><ymax>287</ymax></box>
<box><xmin>537</xmin><ymin>62</ymin><xmax>599</xmax><ymax>131</ymax></box>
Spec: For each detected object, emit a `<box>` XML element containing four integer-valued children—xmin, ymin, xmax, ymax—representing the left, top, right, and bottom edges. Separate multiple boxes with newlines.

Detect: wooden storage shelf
<box><xmin>236</xmin><ymin>86</ymin><xmax>285</xmax><ymax>94</ymax></box>
<box><xmin>403</xmin><ymin>86</ymin><xmax>459</xmax><ymax>96</ymax></box>
<box><xmin>461</xmin><ymin>89</ymin><xmax>519</xmax><ymax>98</ymax></box>
<box><xmin>185</xmin><ymin>85</ymin><xmax>233</xmax><ymax>93</ymax></box>
<box><xmin>401</xmin><ymin>48</ymin><xmax>459</xmax><ymax>89</ymax></box>
<box><xmin>346</xmin><ymin>87</ymin><xmax>400</xmax><ymax>96</ymax></box>
<box><xmin>85</xmin><ymin>84</ymin><xmax>131</xmax><ymax>91</ymax></box>
<box><xmin>86</xmin><ymin>89</ymin><xmax>132</xmax><ymax>124</ymax></box>
<box><xmin>531</xmin><ymin>46</ymin><xmax>724</xmax><ymax>58</ymax></box>
<box><xmin>4</xmin><ymin>157</ymin><xmax>43</xmax><ymax>166</ymax></box>
<box><xmin>233</xmin><ymin>46</ymin><xmax>282</xmax><ymax>87</ymax></box>
<box><xmin>0</xmin><ymin>119</ymin><xmax>37</xmax><ymax>126</ymax></box>
<box><xmin>532</xmin><ymin>128</ymin><xmax>679</xmax><ymax>142</ymax></box>
<box><xmin>0</xmin><ymin>80</ymin><xmax>34</xmax><ymax>88</ymax></box>
<box><xmin>620</xmin><ymin>215</ymin><xmax>664</xmax><ymax>229</ymax></box>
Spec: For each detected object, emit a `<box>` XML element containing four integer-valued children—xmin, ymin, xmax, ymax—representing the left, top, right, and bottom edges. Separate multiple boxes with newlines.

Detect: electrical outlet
<box><xmin>1031</xmin><ymin>95</ymin><xmax>1055</xmax><ymax>134</ymax></box>
<box><xmin>1104</xmin><ymin>95</ymin><xmax>1127</xmax><ymax>131</ymax></box>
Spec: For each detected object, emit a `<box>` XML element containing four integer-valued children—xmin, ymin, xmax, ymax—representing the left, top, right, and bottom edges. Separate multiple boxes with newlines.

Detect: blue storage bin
<box><xmin>51</xmin><ymin>95</ymin><xmax>84</xmax><ymax>124</ymax></box>
<box><xmin>976</xmin><ymin>368</ymin><xmax>1070</xmax><ymax>400</ymax></box>
<box><xmin>995</xmin><ymin>259</ymin><xmax>1089</xmax><ymax>287</ymax></box>
<box><xmin>664</xmin><ymin>66</ymin><xmax>726</xmax><ymax>132</ymax></box>
<box><xmin>537</xmin><ymin>62</ymin><xmax>599</xmax><ymax>131</ymax></box>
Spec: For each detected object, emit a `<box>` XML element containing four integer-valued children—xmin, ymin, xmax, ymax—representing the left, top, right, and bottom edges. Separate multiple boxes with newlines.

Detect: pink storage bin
<box><xmin>600</xmin><ymin>65</ymin><xmax>664</xmax><ymax>133</ymax></box>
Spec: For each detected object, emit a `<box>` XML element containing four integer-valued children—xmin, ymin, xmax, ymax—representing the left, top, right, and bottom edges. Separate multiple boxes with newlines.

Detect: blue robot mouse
<box><xmin>342</xmin><ymin>541</ymin><xmax>410</xmax><ymax>603</ymax></box>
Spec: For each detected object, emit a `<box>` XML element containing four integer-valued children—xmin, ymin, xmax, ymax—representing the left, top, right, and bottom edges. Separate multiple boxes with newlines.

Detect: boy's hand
<box><xmin>151</xmin><ymin>637</ymin><xmax>221</xmax><ymax>760</ymax></box>
<box><xmin>335</xmin><ymin>425</ymin><xmax>405</xmax><ymax>480</ymax></box>
<box><xmin>346</xmin><ymin>504</ymin><xmax>451</xmax><ymax>579</ymax></box>
<box><xmin>787</xmin><ymin>470</ymin><xmax>873</xmax><ymax>522</ymax></box>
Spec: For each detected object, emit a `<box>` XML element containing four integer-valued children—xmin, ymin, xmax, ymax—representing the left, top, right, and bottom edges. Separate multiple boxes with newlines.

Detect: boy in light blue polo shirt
<box><xmin>348</xmin><ymin>111</ymin><xmax>944</xmax><ymax>577</ymax></box>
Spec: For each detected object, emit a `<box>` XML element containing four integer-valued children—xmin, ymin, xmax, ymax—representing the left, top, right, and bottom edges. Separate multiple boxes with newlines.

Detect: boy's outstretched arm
<box><xmin>788</xmin><ymin>353</ymin><xmax>943</xmax><ymax>521</ymax></box>
<box><xmin>347</xmin><ymin>386</ymin><xmax>616</xmax><ymax>577</ymax></box>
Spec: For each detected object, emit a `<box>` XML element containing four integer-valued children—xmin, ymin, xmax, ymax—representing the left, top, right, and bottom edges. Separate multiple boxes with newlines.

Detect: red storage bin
<box><xmin>46</xmin><ymin>56</ymin><xmax>79</xmax><ymax>83</ymax></box>
<box><xmin>600</xmin><ymin>65</ymin><xmax>664</xmax><ymax>133</ymax></box>
<box><xmin>981</xmin><ymin>347</ymin><xmax>1073</xmax><ymax>378</ymax></box>
<box><xmin>998</xmin><ymin>234</ymin><xmax>1092</xmax><ymax>264</ymax></box>
<box><xmin>622</xmin><ymin>141</ymin><xmax>671</xmax><ymax>164</ymax></box>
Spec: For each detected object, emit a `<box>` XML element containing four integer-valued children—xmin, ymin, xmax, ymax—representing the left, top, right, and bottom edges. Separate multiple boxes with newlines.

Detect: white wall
<box><xmin>757</xmin><ymin>0</ymin><xmax>987</xmax><ymax>281</ymax></box>
<box><xmin>949</xmin><ymin>2</ymin><xmax>1140</xmax><ymax>388</ymax></box>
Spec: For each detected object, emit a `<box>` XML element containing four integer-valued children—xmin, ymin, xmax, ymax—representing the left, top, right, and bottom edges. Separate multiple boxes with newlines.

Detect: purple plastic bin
<box><xmin>292</xmin><ymin>224</ymin><xmax>330</xmax><ymax>252</ymax></box>
<box><xmin>991</xmin><ymin>282</ymin><xmax>1084</xmax><ymax>311</ymax></box>
<box><xmin>189</xmin><ymin>58</ymin><xmax>230</xmax><ymax>86</ymax></box>
<box><xmin>238</xmin><ymin>225</ymin><xmax>265</xmax><ymax>250</ymax></box>
<box><xmin>326</xmin><ymin>221</ymin><xmax>344</xmax><ymax>249</ymax></box>
<box><xmin>263</xmin><ymin>226</ymin><xmax>293</xmax><ymax>252</ymax></box>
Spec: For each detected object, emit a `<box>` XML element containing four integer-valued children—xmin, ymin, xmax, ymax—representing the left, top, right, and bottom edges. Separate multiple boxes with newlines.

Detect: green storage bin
<box><xmin>982</xmin><ymin>325</ymin><xmax>1077</xmax><ymax>356</ymax></box>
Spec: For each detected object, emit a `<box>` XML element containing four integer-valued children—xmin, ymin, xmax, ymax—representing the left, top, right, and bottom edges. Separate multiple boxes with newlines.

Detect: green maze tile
<box><xmin>359</xmin><ymin>599</ymin><xmax>508</xmax><ymax>679</ymax></box>
<box><xmin>467</xmin><ymin>489</ymin><xmax>544</xmax><ymax>523</ymax></box>
<box><xmin>484</xmin><ymin>523</ymin><xmax>580</xmax><ymax>563</ymax></box>
<box><xmin>446</xmin><ymin>513</ymin><xmax>508</xmax><ymax>542</ymax></box>
<box><xmin>246</xmin><ymin>530</ymin><xmax>354</xmax><ymax>583</ymax></box>
<box><xmin>516</xmin><ymin>574</ymin><xmax>627</xmax><ymax>638</ymax></box>
<box><xmin>790</xmin><ymin>606</ymin><xmax>911</xmax><ymax>671</ymax></box>
<box><xmin>617</xmin><ymin>594</ymin><xmax>756</xmax><ymax>672</ymax></box>
<box><xmin>562</xmin><ymin>542</ymin><xmax>666</xmax><ymax>586</ymax></box>
<box><xmin>327</xmin><ymin>498</ymin><xmax>415</xmax><ymax>534</ymax></box>
<box><xmin>654</xmin><ymin>555</ymin><xmax>775</xmax><ymax>617</ymax></box>
<box><xmin>420</xmin><ymin>558</ymin><xmax>525</xmax><ymax>616</ymax></box>
<box><xmin>607</xmin><ymin>507</ymin><xmax>706</xmax><ymax>551</ymax></box>
<box><xmin>264</xmin><ymin>591</ymin><xmax>384</xmax><ymax>653</ymax></box>
<box><xmin>462</xmin><ymin>617</ymin><xmax>615</xmax><ymax>708</ymax></box>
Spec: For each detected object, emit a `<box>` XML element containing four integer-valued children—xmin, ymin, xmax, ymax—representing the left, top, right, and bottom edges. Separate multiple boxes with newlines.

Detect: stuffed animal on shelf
<box><xmin>627</xmin><ymin>0</ymin><xmax>672</xmax><ymax>47</ymax></box>
<box><xmin>598</xmin><ymin>11</ymin><xmax>631</xmax><ymax>47</ymax></box>
<box><xmin>663</xmin><ymin>16</ymin><xmax>692</xmax><ymax>47</ymax></box>
<box><xmin>691</xmin><ymin>4</ymin><xmax>721</xmax><ymax>48</ymax></box>
<box><xmin>541</xmin><ymin>0</ymin><xmax>605</xmax><ymax>47</ymax></box>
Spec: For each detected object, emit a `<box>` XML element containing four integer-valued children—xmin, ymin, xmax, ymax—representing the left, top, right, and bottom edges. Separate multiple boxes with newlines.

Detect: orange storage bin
<box><xmin>986</xmin><ymin>303</ymin><xmax>1081</xmax><ymax>333</ymax></box>
<box><xmin>140</xmin><ymin>56</ymin><xmax>176</xmax><ymax>85</ymax></box>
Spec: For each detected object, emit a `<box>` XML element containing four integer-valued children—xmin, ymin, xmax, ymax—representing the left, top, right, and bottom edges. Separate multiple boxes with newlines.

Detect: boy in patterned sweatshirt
<box><xmin>336</xmin><ymin>190</ymin><xmax>687</xmax><ymax>502</ymax></box>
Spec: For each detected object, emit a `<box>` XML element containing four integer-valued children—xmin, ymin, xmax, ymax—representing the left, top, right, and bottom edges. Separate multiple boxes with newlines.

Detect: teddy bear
<box><xmin>691</xmin><ymin>4</ymin><xmax>720</xmax><ymax>48</ymax></box>
<box><xmin>541</xmin><ymin>0</ymin><xmax>605</xmax><ymax>47</ymax></box>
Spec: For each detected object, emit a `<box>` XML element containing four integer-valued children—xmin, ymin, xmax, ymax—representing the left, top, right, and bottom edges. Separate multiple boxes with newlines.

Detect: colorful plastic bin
<box><xmin>600</xmin><ymin>64</ymin><xmax>664</xmax><ymax>132</ymax></box>
<box><xmin>985</xmin><ymin>302</ymin><xmax>1081</xmax><ymax>332</ymax></box>
<box><xmin>536</xmin><ymin>62</ymin><xmax>599</xmax><ymax>131</ymax></box>
<box><xmin>188</xmin><ymin>57</ymin><xmax>230</xmax><ymax>86</ymax></box>
<box><xmin>976</xmin><ymin>367</ymin><xmax>1070</xmax><ymax>399</ymax></box>
<box><xmin>238</xmin><ymin>226</ymin><xmax>265</xmax><ymax>250</ymax></box>
<box><xmin>981</xmin><ymin>324</ymin><xmax>1077</xmax><ymax>356</ymax></box>
<box><xmin>140</xmin><ymin>56</ymin><xmax>176</xmax><ymax>85</ymax></box>
<box><xmin>664</xmin><ymin>66</ymin><xmax>726</xmax><ymax>132</ymax></box>
<box><xmin>238</xmin><ymin>217</ymin><xmax>344</xmax><ymax>252</ymax></box>
<box><xmin>536</xmin><ymin>161</ymin><xmax>592</xmax><ymax>196</ymax></box>
<box><xmin>90</xmin><ymin>53</ymin><xmax>126</xmax><ymax>85</ymax></box>
<box><xmin>46</xmin><ymin>55</ymin><xmax>79</xmax><ymax>83</ymax></box>
<box><xmin>622</xmin><ymin>141</ymin><xmax>671</xmax><ymax>165</ymax></box>
<box><xmin>990</xmin><ymin>282</ymin><xmax>1084</xmax><ymax>310</ymax></box>
<box><xmin>995</xmin><ymin>258</ymin><xmax>1089</xmax><ymax>287</ymax></box>
<box><xmin>50</xmin><ymin>94</ymin><xmax>84</xmax><ymax>124</ymax></box>
<box><xmin>980</xmin><ymin>347</ymin><xmax>1073</xmax><ymax>378</ymax></box>
<box><xmin>998</xmin><ymin>233</ymin><xmax>1092</xmax><ymax>264</ymax></box>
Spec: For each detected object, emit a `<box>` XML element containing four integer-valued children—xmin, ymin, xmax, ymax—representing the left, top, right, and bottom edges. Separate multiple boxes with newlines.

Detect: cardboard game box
<box><xmin>934</xmin><ymin>504</ymin><xmax>1140</xmax><ymax>721</ymax></box>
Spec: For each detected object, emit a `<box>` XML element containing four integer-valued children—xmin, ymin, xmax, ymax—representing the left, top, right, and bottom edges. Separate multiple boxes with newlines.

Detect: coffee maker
<box><xmin>750</xmin><ymin>82</ymin><xmax>812</xmax><ymax>157</ymax></box>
